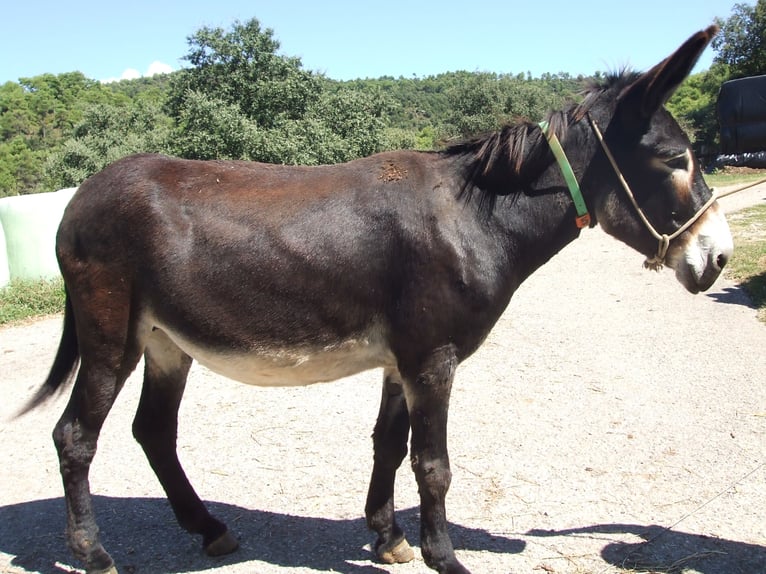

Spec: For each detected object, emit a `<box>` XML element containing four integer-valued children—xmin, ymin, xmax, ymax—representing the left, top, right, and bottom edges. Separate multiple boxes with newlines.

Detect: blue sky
<box><xmin>2</xmin><ymin>0</ymin><xmax>741</xmax><ymax>85</ymax></box>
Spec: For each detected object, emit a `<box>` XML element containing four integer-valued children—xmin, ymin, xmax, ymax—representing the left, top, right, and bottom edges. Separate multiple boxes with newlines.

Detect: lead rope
<box><xmin>713</xmin><ymin>176</ymin><xmax>766</xmax><ymax>199</ymax></box>
<box><xmin>588</xmin><ymin>115</ymin><xmax>720</xmax><ymax>271</ymax></box>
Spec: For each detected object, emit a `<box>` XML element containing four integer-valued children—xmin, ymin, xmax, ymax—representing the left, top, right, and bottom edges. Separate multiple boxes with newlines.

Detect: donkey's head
<box><xmin>587</xmin><ymin>26</ymin><xmax>732</xmax><ymax>293</ymax></box>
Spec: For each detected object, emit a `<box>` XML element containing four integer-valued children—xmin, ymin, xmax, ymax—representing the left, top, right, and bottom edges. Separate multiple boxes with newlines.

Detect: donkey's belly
<box><xmin>163</xmin><ymin>325</ymin><xmax>396</xmax><ymax>387</ymax></box>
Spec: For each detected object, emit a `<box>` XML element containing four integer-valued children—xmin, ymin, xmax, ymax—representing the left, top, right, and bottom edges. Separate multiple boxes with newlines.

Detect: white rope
<box><xmin>712</xmin><ymin>176</ymin><xmax>766</xmax><ymax>199</ymax></box>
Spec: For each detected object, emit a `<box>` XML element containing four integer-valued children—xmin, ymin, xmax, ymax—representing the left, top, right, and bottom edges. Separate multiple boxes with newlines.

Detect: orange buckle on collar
<box><xmin>575</xmin><ymin>213</ymin><xmax>591</xmax><ymax>228</ymax></box>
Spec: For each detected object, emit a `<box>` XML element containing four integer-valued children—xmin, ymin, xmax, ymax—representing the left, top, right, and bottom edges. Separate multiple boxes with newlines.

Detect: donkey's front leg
<box><xmin>403</xmin><ymin>344</ymin><xmax>470</xmax><ymax>574</ymax></box>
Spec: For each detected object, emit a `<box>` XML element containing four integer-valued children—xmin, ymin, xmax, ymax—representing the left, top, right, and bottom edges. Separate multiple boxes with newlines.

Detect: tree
<box><xmin>439</xmin><ymin>72</ymin><xmax>581</xmax><ymax>140</ymax></box>
<box><xmin>443</xmin><ymin>73</ymin><xmax>507</xmax><ymax>138</ymax></box>
<box><xmin>308</xmin><ymin>88</ymin><xmax>387</xmax><ymax>160</ymax></box>
<box><xmin>16</xmin><ymin>73</ymin><xmax>114</xmax><ymax>145</ymax></box>
<box><xmin>166</xmin><ymin>18</ymin><xmax>388</xmax><ymax>165</ymax></box>
<box><xmin>167</xmin><ymin>19</ymin><xmax>322</xmax><ymax>128</ymax></box>
<box><xmin>713</xmin><ymin>0</ymin><xmax>766</xmax><ymax>79</ymax></box>
<box><xmin>0</xmin><ymin>72</ymin><xmax>130</xmax><ymax>194</ymax></box>
<box><xmin>666</xmin><ymin>65</ymin><xmax>731</xmax><ymax>158</ymax></box>
<box><xmin>0</xmin><ymin>82</ymin><xmax>36</xmax><ymax>141</ymax></box>
<box><xmin>0</xmin><ymin>137</ymin><xmax>44</xmax><ymax>197</ymax></box>
<box><xmin>0</xmin><ymin>82</ymin><xmax>42</xmax><ymax>196</ymax></box>
<box><xmin>43</xmin><ymin>100</ymin><xmax>171</xmax><ymax>189</ymax></box>
<box><xmin>171</xmin><ymin>90</ymin><xmax>261</xmax><ymax>160</ymax></box>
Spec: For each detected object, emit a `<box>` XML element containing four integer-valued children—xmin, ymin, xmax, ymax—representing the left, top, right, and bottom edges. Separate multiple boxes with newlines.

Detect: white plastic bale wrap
<box><xmin>0</xmin><ymin>217</ymin><xmax>8</xmax><ymax>288</ymax></box>
<box><xmin>0</xmin><ymin>188</ymin><xmax>77</xmax><ymax>282</ymax></box>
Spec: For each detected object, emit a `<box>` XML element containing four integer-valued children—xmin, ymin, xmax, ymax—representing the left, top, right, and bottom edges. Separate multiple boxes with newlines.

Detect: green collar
<box><xmin>538</xmin><ymin>121</ymin><xmax>591</xmax><ymax>228</ymax></box>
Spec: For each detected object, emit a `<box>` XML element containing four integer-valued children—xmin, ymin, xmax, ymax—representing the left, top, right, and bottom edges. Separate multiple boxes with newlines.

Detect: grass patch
<box><xmin>725</xmin><ymin>203</ymin><xmax>766</xmax><ymax>322</ymax></box>
<box><xmin>704</xmin><ymin>170</ymin><xmax>766</xmax><ymax>189</ymax></box>
<box><xmin>0</xmin><ymin>277</ymin><xmax>65</xmax><ymax>326</ymax></box>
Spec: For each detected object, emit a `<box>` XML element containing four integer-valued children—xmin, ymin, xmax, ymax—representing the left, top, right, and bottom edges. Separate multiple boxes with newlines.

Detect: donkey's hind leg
<box><xmin>365</xmin><ymin>369</ymin><xmax>415</xmax><ymax>564</ymax></box>
<box><xmin>54</xmin><ymin>378</ymin><xmax>126</xmax><ymax>574</ymax></box>
<box><xmin>132</xmin><ymin>328</ymin><xmax>238</xmax><ymax>556</ymax></box>
<box><xmin>53</xmin><ymin>313</ymin><xmax>144</xmax><ymax>574</ymax></box>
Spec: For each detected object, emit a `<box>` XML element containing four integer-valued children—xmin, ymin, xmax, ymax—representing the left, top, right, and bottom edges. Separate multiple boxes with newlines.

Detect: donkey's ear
<box><xmin>619</xmin><ymin>25</ymin><xmax>719</xmax><ymax>118</ymax></box>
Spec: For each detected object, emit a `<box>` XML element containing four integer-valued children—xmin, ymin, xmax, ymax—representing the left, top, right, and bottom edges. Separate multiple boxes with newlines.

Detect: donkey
<box><xmin>23</xmin><ymin>26</ymin><xmax>730</xmax><ymax>574</ymax></box>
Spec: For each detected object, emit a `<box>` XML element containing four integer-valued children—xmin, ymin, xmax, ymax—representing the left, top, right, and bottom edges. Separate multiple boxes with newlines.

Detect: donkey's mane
<box><xmin>446</xmin><ymin>71</ymin><xmax>641</xmax><ymax>214</ymax></box>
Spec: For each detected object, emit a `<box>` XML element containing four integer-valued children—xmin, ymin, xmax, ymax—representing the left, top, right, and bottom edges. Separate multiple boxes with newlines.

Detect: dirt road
<box><xmin>1</xmin><ymin>184</ymin><xmax>764</xmax><ymax>574</ymax></box>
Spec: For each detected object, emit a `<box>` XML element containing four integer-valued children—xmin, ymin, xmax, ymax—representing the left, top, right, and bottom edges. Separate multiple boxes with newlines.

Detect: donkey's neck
<box><xmin>490</xmin><ymin>121</ymin><xmax>599</xmax><ymax>289</ymax></box>
<box><xmin>494</xmin><ymin>189</ymin><xmax>585</xmax><ymax>289</ymax></box>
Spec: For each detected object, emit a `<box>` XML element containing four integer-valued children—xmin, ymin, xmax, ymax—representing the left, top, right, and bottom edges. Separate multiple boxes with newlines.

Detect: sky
<box><xmin>1</xmin><ymin>0</ymin><xmax>742</xmax><ymax>85</ymax></box>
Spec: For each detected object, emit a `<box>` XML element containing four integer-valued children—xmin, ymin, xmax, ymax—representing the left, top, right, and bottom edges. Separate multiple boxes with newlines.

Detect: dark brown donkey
<box><xmin>22</xmin><ymin>26</ymin><xmax>731</xmax><ymax>574</ymax></box>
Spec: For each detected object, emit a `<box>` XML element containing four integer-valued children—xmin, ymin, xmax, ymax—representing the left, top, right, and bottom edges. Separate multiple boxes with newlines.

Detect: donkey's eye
<box><xmin>663</xmin><ymin>151</ymin><xmax>691</xmax><ymax>171</ymax></box>
<box><xmin>650</xmin><ymin>150</ymin><xmax>692</xmax><ymax>175</ymax></box>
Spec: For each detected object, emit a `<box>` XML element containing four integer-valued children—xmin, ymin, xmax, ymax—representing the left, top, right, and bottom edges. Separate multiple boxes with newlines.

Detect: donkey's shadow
<box><xmin>528</xmin><ymin>523</ymin><xmax>766</xmax><ymax>574</ymax></box>
<box><xmin>0</xmin><ymin>496</ymin><xmax>524</xmax><ymax>573</ymax></box>
<box><xmin>4</xmin><ymin>498</ymin><xmax>765</xmax><ymax>573</ymax></box>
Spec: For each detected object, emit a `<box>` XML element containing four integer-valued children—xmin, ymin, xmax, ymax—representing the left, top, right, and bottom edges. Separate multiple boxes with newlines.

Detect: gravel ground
<box><xmin>1</xmin><ymin>183</ymin><xmax>764</xmax><ymax>574</ymax></box>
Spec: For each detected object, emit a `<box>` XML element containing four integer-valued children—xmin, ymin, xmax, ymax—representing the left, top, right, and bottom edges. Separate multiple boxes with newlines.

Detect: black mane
<box><xmin>446</xmin><ymin>71</ymin><xmax>642</xmax><ymax>214</ymax></box>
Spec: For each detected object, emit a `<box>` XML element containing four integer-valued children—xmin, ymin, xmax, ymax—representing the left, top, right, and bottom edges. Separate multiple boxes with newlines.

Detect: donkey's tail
<box><xmin>17</xmin><ymin>291</ymin><xmax>80</xmax><ymax>417</ymax></box>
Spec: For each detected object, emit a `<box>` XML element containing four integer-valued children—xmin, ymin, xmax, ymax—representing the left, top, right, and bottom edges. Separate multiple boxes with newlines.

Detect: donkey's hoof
<box><xmin>205</xmin><ymin>529</ymin><xmax>239</xmax><ymax>556</ymax></box>
<box><xmin>377</xmin><ymin>537</ymin><xmax>415</xmax><ymax>564</ymax></box>
<box><xmin>89</xmin><ymin>566</ymin><xmax>119</xmax><ymax>574</ymax></box>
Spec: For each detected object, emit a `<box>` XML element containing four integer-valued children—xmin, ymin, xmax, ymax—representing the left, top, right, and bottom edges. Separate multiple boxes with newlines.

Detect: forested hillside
<box><xmin>2</xmin><ymin>3</ymin><xmax>763</xmax><ymax>197</ymax></box>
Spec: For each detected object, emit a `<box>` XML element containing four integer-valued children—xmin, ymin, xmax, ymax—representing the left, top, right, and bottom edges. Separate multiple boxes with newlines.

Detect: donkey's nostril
<box><xmin>716</xmin><ymin>251</ymin><xmax>729</xmax><ymax>270</ymax></box>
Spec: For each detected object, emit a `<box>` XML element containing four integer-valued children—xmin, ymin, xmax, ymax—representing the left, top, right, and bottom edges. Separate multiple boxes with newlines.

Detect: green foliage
<box><xmin>0</xmin><ymin>278</ymin><xmax>65</xmax><ymax>325</ymax></box>
<box><xmin>166</xmin><ymin>18</ymin><xmax>387</xmax><ymax>165</ymax></box>
<box><xmin>346</xmin><ymin>71</ymin><xmax>581</xmax><ymax>145</ymax></box>
<box><xmin>44</xmin><ymin>100</ymin><xmax>171</xmax><ymax>189</ymax></box>
<box><xmin>0</xmin><ymin>136</ymin><xmax>46</xmax><ymax>196</ymax></box>
<box><xmin>666</xmin><ymin>67</ymin><xmax>730</xmax><ymax>157</ymax></box>
<box><xmin>5</xmin><ymin>6</ymin><xmax>763</xmax><ymax>194</ymax></box>
<box><xmin>16</xmin><ymin>73</ymin><xmax>105</xmax><ymax>143</ymax></box>
<box><xmin>167</xmin><ymin>19</ymin><xmax>322</xmax><ymax>127</ymax></box>
<box><xmin>438</xmin><ymin>71</ymin><xmax>582</xmax><ymax>140</ymax></box>
<box><xmin>0</xmin><ymin>72</ymin><xmax>143</xmax><ymax>196</ymax></box>
<box><xmin>307</xmin><ymin>88</ymin><xmax>387</xmax><ymax>160</ymax></box>
<box><xmin>713</xmin><ymin>0</ymin><xmax>766</xmax><ymax>79</ymax></box>
<box><xmin>443</xmin><ymin>73</ymin><xmax>506</xmax><ymax>138</ymax></box>
<box><xmin>382</xmin><ymin>127</ymin><xmax>419</xmax><ymax>151</ymax></box>
<box><xmin>172</xmin><ymin>90</ymin><xmax>261</xmax><ymax>160</ymax></box>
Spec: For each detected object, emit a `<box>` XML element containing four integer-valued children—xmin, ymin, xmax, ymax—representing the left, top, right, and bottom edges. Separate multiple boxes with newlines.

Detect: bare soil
<box><xmin>715</xmin><ymin>166</ymin><xmax>766</xmax><ymax>176</ymax></box>
<box><xmin>1</xmin><ymin>184</ymin><xmax>765</xmax><ymax>574</ymax></box>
